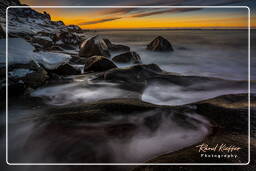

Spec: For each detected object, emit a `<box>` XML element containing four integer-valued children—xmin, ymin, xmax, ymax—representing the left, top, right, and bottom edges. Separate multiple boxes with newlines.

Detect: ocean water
<box><xmin>5</xmin><ymin>30</ymin><xmax>253</xmax><ymax>164</ymax></box>
<box><xmin>95</xmin><ymin>30</ymin><xmax>254</xmax><ymax>81</ymax></box>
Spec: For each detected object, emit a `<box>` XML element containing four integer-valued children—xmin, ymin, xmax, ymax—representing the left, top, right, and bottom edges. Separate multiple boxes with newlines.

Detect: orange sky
<box><xmin>31</xmin><ymin>7</ymin><xmax>251</xmax><ymax>29</ymax></box>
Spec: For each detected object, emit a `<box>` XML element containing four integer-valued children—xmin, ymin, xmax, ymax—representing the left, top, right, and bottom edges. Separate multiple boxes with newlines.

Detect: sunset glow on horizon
<box><xmin>20</xmin><ymin>0</ymin><xmax>254</xmax><ymax>29</ymax></box>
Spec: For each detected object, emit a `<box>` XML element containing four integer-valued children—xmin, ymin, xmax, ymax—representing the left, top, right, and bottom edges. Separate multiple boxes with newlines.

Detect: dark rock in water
<box><xmin>147</xmin><ymin>36</ymin><xmax>174</xmax><ymax>51</ymax></box>
<box><xmin>112</xmin><ymin>51</ymin><xmax>141</xmax><ymax>64</ymax></box>
<box><xmin>103</xmin><ymin>64</ymin><xmax>163</xmax><ymax>83</ymax></box>
<box><xmin>49</xmin><ymin>63</ymin><xmax>80</xmax><ymax>76</ymax></box>
<box><xmin>103</xmin><ymin>38</ymin><xmax>130</xmax><ymax>52</ymax></box>
<box><xmin>83</xmin><ymin>56</ymin><xmax>117</xmax><ymax>72</ymax></box>
<box><xmin>79</xmin><ymin>35</ymin><xmax>110</xmax><ymax>58</ymax></box>
<box><xmin>100</xmin><ymin>63</ymin><xmax>248</xmax><ymax>94</ymax></box>
<box><xmin>0</xmin><ymin>25</ymin><xmax>5</xmax><ymax>39</ymax></box>
<box><xmin>131</xmin><ymin>94</ymin><xmax>254</xmax><ymax>169</ymax></box>
<box><xmin>110</xmin><ymin>44</ymin><xmax>130</xmax><ymax>52</ymax></box>
<box><xmin>8</xmin><ymin>61</ymin><xmax>49</xmax><ymax>89</ymax></box>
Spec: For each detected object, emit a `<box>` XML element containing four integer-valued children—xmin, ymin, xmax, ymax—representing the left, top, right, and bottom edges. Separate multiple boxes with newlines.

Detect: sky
<box><xmin>19</xmin><ymin>0</ymin><xmax>255</xmax><ymax>29</ymax></box>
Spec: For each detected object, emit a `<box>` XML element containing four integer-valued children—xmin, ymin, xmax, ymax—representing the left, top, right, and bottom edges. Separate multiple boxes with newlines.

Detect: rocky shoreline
<box><xmin>1</xmin><ymin>1</ymin><xmax>255</xmax><ymax>169</ymax></box>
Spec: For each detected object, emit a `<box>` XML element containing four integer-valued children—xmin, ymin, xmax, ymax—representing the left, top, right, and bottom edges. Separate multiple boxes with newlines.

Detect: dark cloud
<box><xmin>79</xmin><ymin>17</ymin><xmax>122</xmax><ymax>25</ymax></box>
<box><xmin>131</xmin><ymin>8</ymin><xmax>202</xmax><ymax>18</ymax></box>
<box><xmin>99</xmin><ymin>8</ymin><xmax>138</xmax><ymax>15</ymax></box>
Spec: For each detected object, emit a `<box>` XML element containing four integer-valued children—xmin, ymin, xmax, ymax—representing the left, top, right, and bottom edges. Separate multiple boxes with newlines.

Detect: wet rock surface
<box><xmin>147</xmin><ymin>36</ymin><xmax>174</xmax><ymax>51</ymax></box>
<box><xmin>47</xmin><ymin>63</ymin><xmax>80</xmax><ymax>76</ymax></box>
<box><xmin>103</xmin><ymin>38</ymin><xmax>130</xmax><ymax>52</ymax></box>
<box><xmin>112</xmin><ymin>51</ymin><xmax>141</xmax><ymax>64</ymax></box>
<box><xmin>79</xmin><ymin>35</ymin><xmax>110</xmax><ymax>58</ymax></box>
<box><xmin>83</xmin><ymin>56</ymin><xmax>117</xmax><ymax>72</ymax></box>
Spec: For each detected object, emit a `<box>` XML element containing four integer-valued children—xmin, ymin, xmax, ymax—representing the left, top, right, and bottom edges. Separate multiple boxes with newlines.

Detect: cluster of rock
<box><xmin>3</xmin><ymin>34</ymin><xmax>175</xmax><ymax>97</ymax></box>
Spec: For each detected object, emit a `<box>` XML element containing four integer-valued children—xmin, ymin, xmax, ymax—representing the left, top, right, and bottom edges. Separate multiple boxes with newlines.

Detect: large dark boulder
<box><xmin>83</xmin><ymin>56</ymin><xmax>117</xmax><ymax>72</ymax></box>
<box><xmin>49</xmin><ymin>63</ymin><xmax>81</xmax><ymax>76</ymax></box>
<box><xmin>103</xmin><ymin>64</ymin><xmax>162</xmax><ymax>83</ymax></box>
<box><xmin>103</xmin><ymin>38</ymin><xmax>130</xmax><ymax>52</ymax></box>
<box><xmin>79</xmin><ymin>35</ymin><xmax>110</xmax><ymax>58</ymax></box>
<box><xmin>112</xmin><ymin>51</ymin><xmax>141</xmax><ymax>64</ymax></box>
<box><xmin>147</xmin><ymin>36</ymin><xmax>174</xmax><ymax>51</ymax></box>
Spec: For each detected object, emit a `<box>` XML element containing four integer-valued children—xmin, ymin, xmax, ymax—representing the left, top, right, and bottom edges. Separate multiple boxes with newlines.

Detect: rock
<box><xmin>103</xmin><ymin>64</ymin><xmax>163</xmax><ymax>83</ymax></box>
<box><xmin>103</xmin><ymin>38</ymin><xmax>130</xmax><ymax>52</ymax></box>
<box><xmin>132</xmin><ymin>94</ymin><xmax>255</xmax><ymax>168</ymax></box>
<box><xmin>79</xmin><ymin>35</ymin><xmax>110</xmax><ymax>58</ymax></box>
<box><xmin>83</xmin><ymin>56</ymin><xmax>117</xmax><ymax>72</ymax></box>
<box><xmin>43</xmin><ymin>11</ymin><xmax>51</xmax><ymax>20</ymax></box>
<box><xmin>0</xmin><ymin>25</ymin><xmax>5</xmax><ymax>39</ymax></box>
<box><xmin>8</xmin><ymin>61</ymin><xmax>49</xmax><ymax>88</ymax></box>
<box><xmin>112</xmin><ymin>51</ymin><xmax>141</xmax><ymax>64</ymax></box>
<box><xmin>32</xmin><ymin>35</ymin><xmax>53</xmax><ymax>49</ymax></box>
<box><xmin>49</xmin><ymin>63</ymin><xmax>80</xmax><ymax>76</ymax></box>
<box><xmin>56</xmin><ymin>31</ymin><xmax>81</xmax><ymax>46</ymax></box>
<box><xmin>147</xmin><ymin>36</ymin><xmax>174</xmax><ymax>51</ymax></box>
<box><xmin>66</xmin><ymin>25</ymin><xmax>82</xmax><ymax>33</ymax></box>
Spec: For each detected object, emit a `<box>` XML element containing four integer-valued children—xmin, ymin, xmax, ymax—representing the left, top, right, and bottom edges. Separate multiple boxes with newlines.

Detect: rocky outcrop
<box><xmin>79</xmin><ymin>36</ymin><xmax>110</xmax><ymax>58</ymax></box>
<box><xmin>147</xmin><ymin>36</ymin><xmax>174</xmax><ymax>51</ymax></box>
<box><xmin>103</xmin><ymin>64</ymin><xmax>163</xmax><ymax>83</ymax></box>
<box><xmin>83</xmin><ymin>56</ymin><xmax>117</xmax><ymax>72</ymax></box>
<box><xmin>132</xmin><ymin>93</ymin><xmax>254</xmax><ymax>169</ymax></box>
<box><xmin>56</xmin><ymin>31</ymin><xmax>81</xmax><ymax>46</ymax></box>
<box><xmin>8</xmin><ymin>61</ymin><xmax>49</xmax><ymax>89</ymax></box>
<box><xmin>112</xmin><ymin>51</ymin><xmax>141</xmax><ymax>64</ymax></box>
<box><xmin>103</xmin><ymin>38</ymin><xmax>130</xmax><ymax>52</ymax></box>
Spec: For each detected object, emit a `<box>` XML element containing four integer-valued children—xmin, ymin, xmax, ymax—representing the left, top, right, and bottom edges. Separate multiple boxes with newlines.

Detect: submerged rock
<box><xmin>147</xmin><ymin>36</ymin><xmax>174</xmax><ymax>51</ymax></box>
<box><xmin>112</xmin><ymin>51</ymin><xmax>141</xmax><ymax>64</ymax></box>
<box><xmin>83</xmin><ymin>56</ymin><xmax>117</xmax><ymax>72</ymax></box>
<box><xmin>79</xmin><ymin>35</ymin><xmax>110</xmax><ymax>58</ymax></box>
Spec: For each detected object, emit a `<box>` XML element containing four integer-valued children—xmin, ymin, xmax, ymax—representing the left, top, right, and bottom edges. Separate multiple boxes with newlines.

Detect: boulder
<box><xmin>49</xmin><ymin>63</ymin><xmax>81</xmax><ymax>76</ymax></box>
<box><xmin>103</xmin><ymin>38</ymin><xmax>130</xmax><ymax>52</ymax></box>
<box><xmin>79</xmin><ymin>35</ymin><xmax>110</xmax><ymax>58</ymax></box>
<box><xmin>147</xmin><ymin>36</ymin><xmax>174</xmax><ymax>51</ymax></box>
<box><xmin>112</xmin><ymin>51</ymin><xmax>141</xmax><ymax>64</ymax></box>
<box><xmin>103</xmin><ymin>64</ymin><xmax>162</xmax><ymax>83</ymax></box>
<box><xmin>83</xmin><ymin>56</ymin><xmax>117</xmax><ymax>72</ymax></box>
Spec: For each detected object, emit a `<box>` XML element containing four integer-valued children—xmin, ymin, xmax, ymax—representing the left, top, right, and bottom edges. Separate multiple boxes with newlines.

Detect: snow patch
<box><xmin>1</xmin><ymin>38</ymin><xmax>71</xmax><ymax>70</ymax></box>
<box><xmin>9</xmin><ymin>68</ymin><xmax>33</xmax><ymax>78</ymax></box>
<box><xmin>34</xmin><ymin>52</ymin><xmax>71</xmax><ymax>70</ymax></box>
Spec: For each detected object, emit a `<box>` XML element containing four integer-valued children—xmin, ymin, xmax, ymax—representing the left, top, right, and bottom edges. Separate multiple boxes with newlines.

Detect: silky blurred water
<box><xmin>95</xmin><ymin>30</ymin><xmax>254</xmax><ymax>80</ymax></box>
